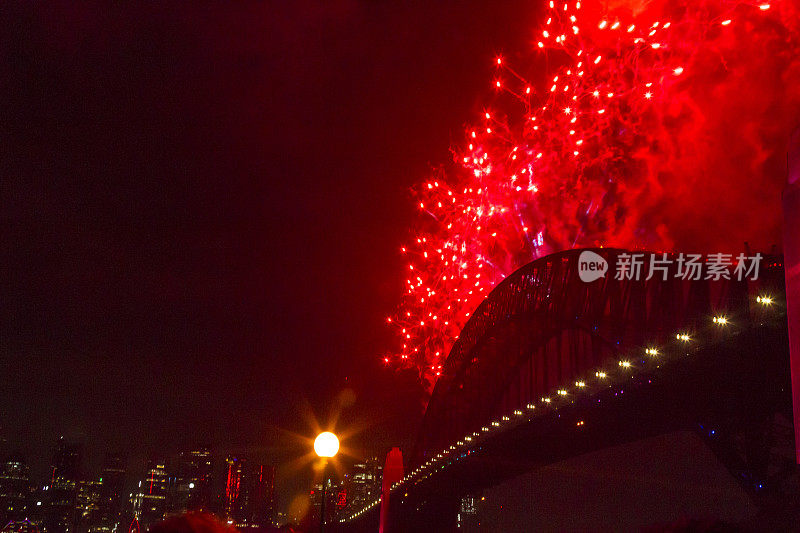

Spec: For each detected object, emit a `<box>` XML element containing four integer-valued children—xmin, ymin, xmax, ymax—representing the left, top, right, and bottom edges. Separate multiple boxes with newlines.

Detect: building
<box><xmin>132</xmin><ymin>462</ymin><xmax>168</xmax><ymax>529</ymax></box>
<box><xmin>342</xmin><ymin>458</ymin><xmax>381</xmax><ymax>516</ymax></box>
<box><xmin>222</xmin><ymin>456</ymin><xmax>246</xmax><ymax>524</ymax></box>
<box><xmin>170</xmin><ymin>449</ymin><xmax>213</xmax><ymax>514</ymax></box>
<box><xmin>0</xmin><ymin>457</ymin><xmax>31</xmax><ymax>525</ymax></box>
<box><xmin>310</xmin><ymin>477</ymin><xmax>345</xmax><ymax>525</ymax></box>
<box><xmin>247</xmin><ymin>464</ymin><xmax>275</xmax><ymax>526</ymax></box>
<box><xmin>220</xmin><ymin>457</ymin><xmax>276</xmax><ymax>527</ymax></box>
<box><xmin>74</xmin><ymin>480</ymin><xmax>103</xmax><ymax>532</ymax></box>
<box><xmin>94</xmin><ymin>456</ymin><xmax>126</xmax><ymax>532</ymax></box>
<box><xmin>42</xmin><ymin>438</ymin><xmax>81</xmax><ymax>533</ymax></box>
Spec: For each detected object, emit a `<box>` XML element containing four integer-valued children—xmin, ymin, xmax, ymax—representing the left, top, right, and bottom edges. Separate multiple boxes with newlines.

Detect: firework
<box><xmin>388</xmin><ymin>0</ymin><xmax>800</xmax><ymax>387</ymax></box>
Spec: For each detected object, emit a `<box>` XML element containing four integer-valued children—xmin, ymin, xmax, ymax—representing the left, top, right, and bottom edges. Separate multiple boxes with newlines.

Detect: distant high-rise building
<box><xmin>343</xmin><ymin>457</ymin><xmax>381</xmax><ymax>515</ymax></box>
<box><xmin>222</xmin><ymin>456</ymin><xmax>247</xmax><ymax>524</ymax></box>
<box><xmin>74</xmin><ymin>480</ymin><xmax>103</xmax><ymax>532</ymax></box>
<box><xmin>94</xmin><ymin>455</ymin><xmax>126</xmax><ymax>532</ymax></box>
<box><xmin>0</xmin><ymin>457</ymin><xmax>31</xmax><ymax>525</ymax></box>
<box><xmin>170</xmin><ymin>448</ymin><xmax>213</xmax><ymax>514</ymax></box>
<box><xmin>132</xmin><ymin>462</ymin><xmax>168</xmax><ymax>529</ymax></box>
<box><xmin>247</xmin><ymin>464</ymin><xmax>275</xmax><ymax>526</ymax></box>
<box><xmin>43</xmin><ymin>437</ymin><xmax>82</xmax><ymax>533</ymax></box>
<box><xmin>310</xmin><ymin>478</ymin><xmax>343</xmax><ymax>525</ymax></box>
<box><xmin>50</xmin><ymin>437</ymin><xmax>80</xmax><ymax>485</ymax></box>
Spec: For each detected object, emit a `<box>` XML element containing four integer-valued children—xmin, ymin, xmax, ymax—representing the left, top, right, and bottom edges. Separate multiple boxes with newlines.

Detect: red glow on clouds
<box><xmin>388</xmin><ymin>0</ymin><xmax>800</xmax><ymax>387</ymax></box>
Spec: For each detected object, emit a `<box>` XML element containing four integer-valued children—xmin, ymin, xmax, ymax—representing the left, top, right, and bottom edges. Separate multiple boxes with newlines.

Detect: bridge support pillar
<box><xmin>379</xmin><ymin>447</ymin><xmax>404</xmax><ymax>533</ymax></box>
<box><xmin>784</xmin><ymin>128</ymin><xmax>800</xmax><ymax>464</ymax></box>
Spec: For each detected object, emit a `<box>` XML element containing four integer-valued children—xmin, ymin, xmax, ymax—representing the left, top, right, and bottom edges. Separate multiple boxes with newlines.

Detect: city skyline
<box><xmin>0</xmin><ymin>438</ymin><xmax>378</xmax><ymax>530</ymax></box>
<box><xmin>0</xmin><ymin>433</ymin><xmax>391</xmax><ymax>528</ymax></box>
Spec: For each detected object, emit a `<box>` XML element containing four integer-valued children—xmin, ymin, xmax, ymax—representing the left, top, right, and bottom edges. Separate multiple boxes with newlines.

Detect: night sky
<box><xmin>0</xmin><ymin>0</ymin><xmax>537</xmax><ymax>487</ymax></box>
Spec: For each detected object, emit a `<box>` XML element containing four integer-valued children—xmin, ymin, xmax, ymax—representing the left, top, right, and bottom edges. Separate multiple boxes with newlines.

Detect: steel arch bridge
<box><xmin>336</xmin><ymin>248</ymin><xmax>791</xmax><ymax>531</ymax></box>
<box><xmin>413</xmin><ymin>248</ymin><xmax>785</xmax><ymax>466</ymax></box>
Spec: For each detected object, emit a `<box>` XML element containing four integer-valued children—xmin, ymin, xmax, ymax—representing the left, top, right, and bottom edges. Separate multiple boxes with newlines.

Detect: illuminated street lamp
<box><xmin>314</xmin><ymin>431</ymin><xmax>339</xmax><ymax>458</ymax></box>
<box><xmin>314</xmin><ymin>432</ymin><xmax>339</xmax><ymax>532</ymax></box>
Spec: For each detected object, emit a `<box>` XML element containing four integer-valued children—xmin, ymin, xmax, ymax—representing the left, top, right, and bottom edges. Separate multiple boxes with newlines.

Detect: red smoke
<box><xmin>389</xmin><ymin>0</ymin><xmax>800</xmax><ymax>386</ymax></box>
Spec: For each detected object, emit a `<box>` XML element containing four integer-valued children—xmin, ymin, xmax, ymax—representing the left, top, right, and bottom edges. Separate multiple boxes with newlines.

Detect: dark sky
<box><xmin>0</xmin><ymin>0</ymin><xmax>536</xmax><ymax>485</ymax></box>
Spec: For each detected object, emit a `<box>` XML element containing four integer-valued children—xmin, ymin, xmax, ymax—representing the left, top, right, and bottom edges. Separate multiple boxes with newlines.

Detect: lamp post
<box><xmin>314</xmin><ymin>431</ymin><xmax>339</xmax><ymax>532</ymax></box>
<box><xmin>785</xmin><ymin>127</ymin><xmax>800</xmax><ymax>463</ymax></box>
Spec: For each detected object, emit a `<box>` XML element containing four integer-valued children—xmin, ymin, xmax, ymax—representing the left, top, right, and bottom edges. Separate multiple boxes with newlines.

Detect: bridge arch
<box><xmin>413</xmin><ymin>248</ymin><xmax>784</xmax><ymax>466</ymax></box>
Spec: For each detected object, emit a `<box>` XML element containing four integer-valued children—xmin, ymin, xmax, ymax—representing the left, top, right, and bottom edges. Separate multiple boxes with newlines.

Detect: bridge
<box><xmin>334</xmin><ymin>248</ymin><xmax>791</xmax><ymax>531</ymax></box>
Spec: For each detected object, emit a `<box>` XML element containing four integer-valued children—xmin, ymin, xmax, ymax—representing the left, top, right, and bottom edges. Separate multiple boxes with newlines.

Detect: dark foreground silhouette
<box><xmin>147</xmin><ymin>513</ymin><xmax>301</xmax><ymax>533</ymax></box>
<box><xmin>148</xmin><ymin>513</ymin><xmax>236</xmax><ymax>533</ymax></box>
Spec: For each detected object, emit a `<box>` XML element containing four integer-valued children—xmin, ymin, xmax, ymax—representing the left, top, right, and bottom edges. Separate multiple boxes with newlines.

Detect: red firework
<box><xmin>387</xmin><ymin>0</ymin><xmax>800</xmax><ymax>387</ymax></box>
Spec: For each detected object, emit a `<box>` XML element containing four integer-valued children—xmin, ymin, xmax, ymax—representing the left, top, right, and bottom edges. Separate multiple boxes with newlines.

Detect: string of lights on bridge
<box><xmin>341</xmin><ymin>293</ymin><xmax>777</xmax><ymax>523</ymax></box>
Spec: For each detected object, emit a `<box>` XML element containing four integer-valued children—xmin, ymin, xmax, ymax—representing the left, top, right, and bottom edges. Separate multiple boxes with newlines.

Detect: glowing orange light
<box><xmin>314</xmin><ymin>432</ymin><xmax>339</xmax><ymax>458</ymax></box>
